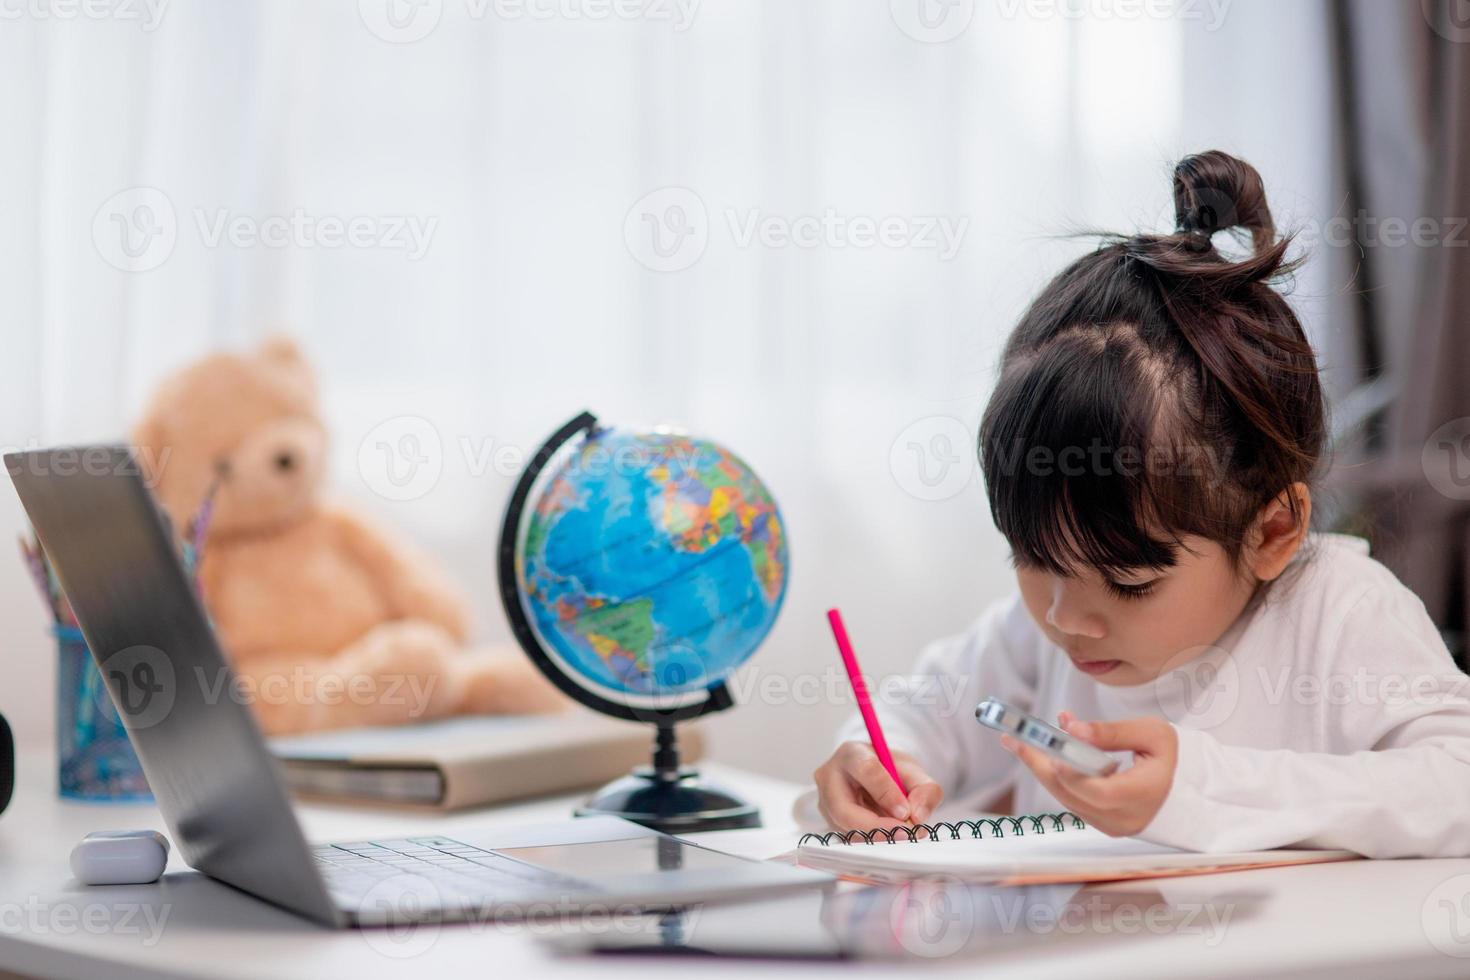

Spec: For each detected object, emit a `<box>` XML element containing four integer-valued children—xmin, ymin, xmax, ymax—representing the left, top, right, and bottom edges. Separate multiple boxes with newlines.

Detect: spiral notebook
<box><xmin>796</xmin><ymin>813</ymin><xmax>1357</xmax><ymax>886</ymax></box>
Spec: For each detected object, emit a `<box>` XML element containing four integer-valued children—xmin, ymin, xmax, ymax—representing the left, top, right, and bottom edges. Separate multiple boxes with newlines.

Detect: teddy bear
<box><xmin>131</xmin><ymin>336</ymin><xmax>564</xmax><ymax>734</ymax></box>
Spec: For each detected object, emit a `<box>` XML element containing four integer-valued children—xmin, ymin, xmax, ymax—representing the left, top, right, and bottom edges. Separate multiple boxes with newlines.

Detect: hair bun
<box><xmin>1172</xmin><ymin>150</ymin><xmax>1275</xmax><ymax>254</ymax></box>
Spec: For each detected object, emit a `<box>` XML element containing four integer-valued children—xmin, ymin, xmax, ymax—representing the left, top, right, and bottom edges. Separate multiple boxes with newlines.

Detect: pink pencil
<box><xmin>826</xmin><ymin>607</ymin><xmax>908</xmax><ymax>797</ymax></box>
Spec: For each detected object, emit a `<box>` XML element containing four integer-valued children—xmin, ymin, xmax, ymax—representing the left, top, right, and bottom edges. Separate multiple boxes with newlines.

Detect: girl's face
<box><xmin>1015</xmin><ymin>535</ymin><xmax>1259</xmax><ymax>687</ymax></box>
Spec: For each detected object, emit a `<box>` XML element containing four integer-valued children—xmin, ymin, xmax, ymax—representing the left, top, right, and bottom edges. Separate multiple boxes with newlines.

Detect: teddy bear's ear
<box><xmin>130</xmin><ymin>409</ymin><xmax>198</xmax><ymax>526</ymax></box>
<box><xmin>256</xmin><ymin>334</ymin><xmax>318</xmax><ymax>403</ymax></box>
<box><xmin>131</xmin><ymin>412</ymin><xmax>168</xmax><ymax>484</ymax></box>
<box><xmin>258</xmin><ymin>334</ymin><xmax>306</xmax><ymax>366</ymax></box>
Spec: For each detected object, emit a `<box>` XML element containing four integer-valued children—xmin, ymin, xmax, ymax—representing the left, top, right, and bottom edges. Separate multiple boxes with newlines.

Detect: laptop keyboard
<box><xmin>313</xmin><ymin>836</ymin><xmax>589</xmax><ymax>909</ymax></box>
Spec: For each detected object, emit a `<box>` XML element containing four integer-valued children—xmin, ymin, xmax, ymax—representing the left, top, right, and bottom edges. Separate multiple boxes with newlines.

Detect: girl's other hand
<box><xmin>813</xmin><ymin>741</ymin><xmax>944</xmax><ymax>832</ymax></box>
<box><xmin>1001</xmin><ymin>712</ymin><xmax>1177</xmax><ymax>837</ymax></box>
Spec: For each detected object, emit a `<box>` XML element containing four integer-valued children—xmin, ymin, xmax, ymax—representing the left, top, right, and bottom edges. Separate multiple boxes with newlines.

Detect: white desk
<box><xmin>1</xmin><ymin>744</ymin><xmax>1469</xmax><ymax>979</ymax></box>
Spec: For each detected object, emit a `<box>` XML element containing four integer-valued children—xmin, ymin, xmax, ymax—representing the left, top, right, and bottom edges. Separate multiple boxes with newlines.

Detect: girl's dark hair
<box><xmin>979</xmin><ymin>150</ymin><xmax>1325</xmax><ymax>576</ymax></box>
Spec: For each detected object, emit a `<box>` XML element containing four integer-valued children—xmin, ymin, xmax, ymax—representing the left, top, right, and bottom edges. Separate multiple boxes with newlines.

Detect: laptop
<box><xmin>7</xmin><ymin>446</ymin><xmax>828</xmax><ymax>928</ymax></box>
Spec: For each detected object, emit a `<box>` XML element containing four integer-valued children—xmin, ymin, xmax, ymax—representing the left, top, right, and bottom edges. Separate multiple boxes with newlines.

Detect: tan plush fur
<box><xmin>131</xmin><ymin>337</ymin><xmax>564</xmax><ymax>734</ymax></box>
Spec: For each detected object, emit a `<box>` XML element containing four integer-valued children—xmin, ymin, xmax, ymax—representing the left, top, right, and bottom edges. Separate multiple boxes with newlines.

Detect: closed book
<box><xmin>269</xmin><ymin>712</ymin><xmax>700</xmax><ymax>810</ymax></box>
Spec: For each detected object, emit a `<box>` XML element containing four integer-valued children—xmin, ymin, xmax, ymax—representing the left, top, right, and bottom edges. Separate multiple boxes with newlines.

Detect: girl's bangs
<box><xmin>979</xmin><ymin>333</ymin><xmax>1187</xmax><ymax>576</ymax></box>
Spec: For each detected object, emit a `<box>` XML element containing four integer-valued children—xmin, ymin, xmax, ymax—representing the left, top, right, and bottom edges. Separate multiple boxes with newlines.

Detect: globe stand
<box><xmin>574</xmin><ymin>723</ymin><xmax>760</xmax><ymax>833</ymax></box>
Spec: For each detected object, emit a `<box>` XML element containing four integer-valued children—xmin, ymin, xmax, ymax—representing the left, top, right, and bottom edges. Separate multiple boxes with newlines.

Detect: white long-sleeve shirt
<box><xmin>835</xmin><ymin>534</ymin><xmax>1470</xmax><ymax>858</ymax></box>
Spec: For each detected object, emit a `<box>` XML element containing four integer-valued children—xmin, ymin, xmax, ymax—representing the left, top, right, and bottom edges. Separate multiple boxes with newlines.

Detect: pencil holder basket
<box><xmin>54</xmin><ymin>625</ymin><xmax>152</xmax><ymax>802</ymax></box>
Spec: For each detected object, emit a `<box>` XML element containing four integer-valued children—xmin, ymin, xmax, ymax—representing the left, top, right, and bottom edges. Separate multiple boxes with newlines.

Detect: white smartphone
<box><xmin>975</xmin><ymin>698</ymin><xmax>1119</xmax><ymax>777</ymax></box>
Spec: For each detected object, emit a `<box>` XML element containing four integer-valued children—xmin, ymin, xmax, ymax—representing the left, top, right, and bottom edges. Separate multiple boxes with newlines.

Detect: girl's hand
<box><xmin>1001</xmin><ymin>712</ymin><xmax>1177</xmax><ymax>837</ymax></box>
<box><xmin>813</xmin><ymin>741</ymin><xmax>944</xmax><ymax>832</ymax></box>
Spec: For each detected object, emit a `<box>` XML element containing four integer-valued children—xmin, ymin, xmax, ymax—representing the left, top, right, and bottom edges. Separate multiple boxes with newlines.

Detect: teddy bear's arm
<box><xmin>234</xmin><ymin>626</ymin><xmax>563</xmax><ymax>734</ymax></box>
<box><xmin>327</xmin><ymin>506</ymin><xmax>472</xmax><ymax>643</ymax></box>
<box><xmin>230</xmin><ymin>626</ymin><xmax>467</xmax><ymax>735</ymax></box>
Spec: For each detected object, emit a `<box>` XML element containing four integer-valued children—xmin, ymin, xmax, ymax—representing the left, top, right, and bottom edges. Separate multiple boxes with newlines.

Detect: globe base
<box><xmin>575</xmin><ymin>765</ymin><xmax>761</xmax><ymax>834</ymax></box>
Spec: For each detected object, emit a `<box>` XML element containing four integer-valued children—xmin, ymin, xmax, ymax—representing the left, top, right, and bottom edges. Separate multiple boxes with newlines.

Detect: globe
<box><xmin>513</xmin><ymin>425</ymin><xmax>789</xmax><ymax>702</ymax></box>
<box><xmin>496</xmin><ymin>412</ymin><xmax>788</xmax><ymax>831</ymax></box>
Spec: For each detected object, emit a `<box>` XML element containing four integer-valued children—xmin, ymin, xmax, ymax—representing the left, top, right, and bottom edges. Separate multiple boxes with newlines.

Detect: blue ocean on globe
<box><xmin>517</xmin><ymin>429</ymin><xmax>789</xmax><ymax>697</ymax></box>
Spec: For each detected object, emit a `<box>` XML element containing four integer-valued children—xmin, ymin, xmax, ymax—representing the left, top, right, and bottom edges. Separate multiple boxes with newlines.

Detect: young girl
<box><xmin>812</xmin><ymin>151</ymin><xmax>1470</xmax><ymax>858</ymax></box>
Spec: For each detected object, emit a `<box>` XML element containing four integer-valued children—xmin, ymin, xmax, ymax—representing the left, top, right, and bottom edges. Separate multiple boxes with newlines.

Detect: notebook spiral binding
<box><xmin>799</xmin><ymin>811</ymin><xmax>1085</xmax><ymax>846</ymax></box>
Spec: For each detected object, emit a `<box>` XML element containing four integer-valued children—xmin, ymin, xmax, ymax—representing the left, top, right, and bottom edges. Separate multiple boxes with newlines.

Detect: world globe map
<box><xmin>516</xmin><ymin>428</ymin><xmax>788</xmax><ymax>698</ymax></box>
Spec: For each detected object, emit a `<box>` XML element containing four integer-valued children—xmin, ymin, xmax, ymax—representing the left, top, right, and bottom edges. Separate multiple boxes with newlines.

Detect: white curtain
<box><xmin>0</xmin><ymin>0</ymin><xmax>1342</xmax><ymax>782</ymax></box>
